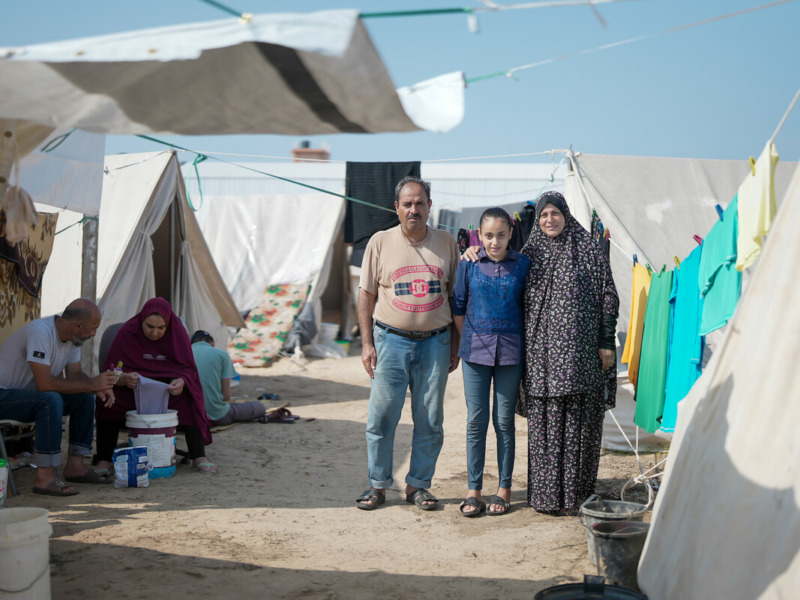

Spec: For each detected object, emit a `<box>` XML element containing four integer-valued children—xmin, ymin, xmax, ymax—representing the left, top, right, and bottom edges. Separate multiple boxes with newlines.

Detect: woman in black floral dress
<box><xmin>521</xmin><ymin>192</ymin><xmax>618</xmax><ymax>514</ymax></box>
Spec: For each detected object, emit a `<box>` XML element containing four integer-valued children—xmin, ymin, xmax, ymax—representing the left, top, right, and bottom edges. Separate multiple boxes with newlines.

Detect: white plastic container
<box><xmin>125</xmin><ymin>410</ymin><xmax>179</xmax><ymax>479</ymax></box>
<box><xmin>0</xmin><ymin>507</ymin><xmax>53</xmax><ymax>599</ymax></box>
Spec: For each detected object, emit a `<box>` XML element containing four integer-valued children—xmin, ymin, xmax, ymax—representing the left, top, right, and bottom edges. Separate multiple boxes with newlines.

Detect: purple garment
<box><xmin>453</xmin><ymin>247</ymin><xmax>529</xmax><ymax>366</ymax></box>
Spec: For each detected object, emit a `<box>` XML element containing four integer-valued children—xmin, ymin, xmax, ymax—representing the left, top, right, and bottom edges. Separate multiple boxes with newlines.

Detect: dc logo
<box><xmin>410</xmin><ymin>279</ymin><xmax>429</xmax><ymax>297</ymax></box>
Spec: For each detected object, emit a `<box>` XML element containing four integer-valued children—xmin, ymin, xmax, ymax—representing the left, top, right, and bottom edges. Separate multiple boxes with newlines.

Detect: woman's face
<box><xmin>539</xmin><ymin>203</ymin><xmax>566</xmax><ymax>238</ymax></box>
<box><xmin>142</xmin><ymin>314</ymin><xmax>168</xmax><ymax>341</ymax></box>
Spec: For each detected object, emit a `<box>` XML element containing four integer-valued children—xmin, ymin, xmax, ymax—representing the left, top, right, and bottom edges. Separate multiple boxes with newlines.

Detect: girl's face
<box><xmin>479</xmin><ymin>216</ymin><xmax>512</xmax><ymax>261</ymax></box>
<box><xmin>142</xmin><ymin>314</ymin><xmax>168</xmax><ymax>341</ymax></box>
<box><xmin>539</xmin><ymin>203</ymin><xmax>565</xmax><ymax>238</ymax></box>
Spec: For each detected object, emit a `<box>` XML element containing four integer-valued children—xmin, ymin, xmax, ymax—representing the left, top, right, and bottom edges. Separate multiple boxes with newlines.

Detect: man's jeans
<box><xmin>462</xmin><ymin>361</ymin><xmax>523</xmax><ymax>490</ymax></box>
<box><xmin>365</xmin><ymin>324</ymin><xmax>451</xmax><ymax>490</ymax></box>
<box><xmin>0</xmin><ymin>389</ymin><xmax>94</xmax><ymax>468</ymax></box>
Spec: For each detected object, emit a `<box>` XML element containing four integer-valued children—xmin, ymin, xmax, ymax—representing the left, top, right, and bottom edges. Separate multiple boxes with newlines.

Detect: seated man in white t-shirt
<box><xmin>0</xmin><ymin>299</ymin><xmax>117</xmax><ymax>496</ymax></box>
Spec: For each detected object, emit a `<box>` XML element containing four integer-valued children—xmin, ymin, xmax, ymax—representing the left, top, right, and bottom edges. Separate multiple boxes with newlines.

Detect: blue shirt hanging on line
<box><xmin>698</xmin><ymin>196</ymin><xmax>742</xmax><ymax>335</ymax></box>
<box><xmin>662</xmin><ymin>245</ymin><xmax>704</xmax><ymax>432</ymax></box>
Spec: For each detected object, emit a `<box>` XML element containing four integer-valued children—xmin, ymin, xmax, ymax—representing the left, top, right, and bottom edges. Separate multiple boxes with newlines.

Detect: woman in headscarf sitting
<box><xmin>521</xmin><ymin>191</ymin><xmax>618</xmax><ymax>514</ymax></box>
<box><xmin>94</xmin><ymin>297</ymin><xmax>216</xmax><ymax>474</ymax></box>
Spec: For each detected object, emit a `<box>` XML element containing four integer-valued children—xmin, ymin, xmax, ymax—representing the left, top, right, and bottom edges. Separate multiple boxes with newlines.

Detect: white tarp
<box><xmin>637</xmin><ymin>162</ymin><xmax>800</xmax><ymax>599</ymax></box>
<box><xmin>193</xmin><ymin>191</ymin><xmax>345</xmax><ymax>318</ymax></box>
<box><xmin>39</xmin><ymin>151</ymin><xmax>243</xmax><ymax>365</ymax></box>
<box><xmin>0</xmin><ymin>10</ymin><xmax>464</xmax><ymax>137</ymax></box>
<box><xmin>18</xmin><ymin>128</ymin><xmax>105</xmax><ymax>215</ymax></box>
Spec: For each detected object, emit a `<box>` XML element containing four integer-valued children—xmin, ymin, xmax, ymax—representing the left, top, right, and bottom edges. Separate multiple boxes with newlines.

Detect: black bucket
<box><xmin>535</xmin><ymin>574</ymin><xmax>647</xmax><ymax>599</ymax></box>
<box><xmin>579</xmin><ymin>494</ymin><xmax>648</xmax><ymax>565</ymax></box>
<box><xmin>590</xmin><ymin>521</ymin><xmax>650</xmax><ymax>593</ymax></box>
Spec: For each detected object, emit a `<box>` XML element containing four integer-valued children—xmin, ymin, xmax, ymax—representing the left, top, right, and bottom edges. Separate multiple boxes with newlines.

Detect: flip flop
<box><xmin>33</xmin><ymin>479</ymin><xmax>79</xmax><ymax>496</ymax></box>
<box><xmin>194</xmin><ymin>462</ymin><xmax>219</xmax><ymax>474</ymax></box>
<box><xmin>406</xmin><ymin>488</ymin><xmax>439</xmax><ymax>511</ymax></box>
<box><xmin>65</xmin><ymin>468</ymin><xmax>113</xmax><ymax>484</ymax></box>
<box><xmin>485</xmin><ymin>495</ymin><xmax>511</xmax><ymax>516</ymax></box>
<box><xmin>258</xmin><ymin>407</ymin><xmax>297</xmax><ymax>424</ymax></box>
<box><xmin>356</xmin><ymin>489</ymin><xmax>385</xmax><ymax>511</ymax></box>
<box><xmin>459</xmin><ymin>496</ymin><xmax>485</xmax><ymax>518</ymax></box>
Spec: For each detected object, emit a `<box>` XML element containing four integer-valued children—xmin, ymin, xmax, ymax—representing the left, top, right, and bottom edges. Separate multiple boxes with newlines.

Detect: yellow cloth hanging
<box><xmin>736</xmin><ymin>141</ymin><xmax>779</xmax><ymax>271</ymax></box>
<box><xmin>621</xmin><ymin>262</ymin><xmax>651</xmax><ymax>388</ymax></box>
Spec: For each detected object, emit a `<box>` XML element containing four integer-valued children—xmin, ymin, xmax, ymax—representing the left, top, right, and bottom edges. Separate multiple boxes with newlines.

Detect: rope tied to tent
<box><xmin>186</xmin><ymin>154</ymin><xmax>208</xmax><ymax>211</ymax></box>
<box><xmin>55</xmin><ymin>215</ymin><xmax>98</xmax><ymax>236</ymax></box>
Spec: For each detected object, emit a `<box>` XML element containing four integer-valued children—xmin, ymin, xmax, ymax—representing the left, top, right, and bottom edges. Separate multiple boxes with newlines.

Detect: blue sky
<box><xmin>4</xmin><ymin>0</ymin><xmax>799</xmax><ymax>164</ymax></box>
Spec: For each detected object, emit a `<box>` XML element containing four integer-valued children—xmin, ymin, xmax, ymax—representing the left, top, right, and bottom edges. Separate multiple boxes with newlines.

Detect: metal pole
<box><xmin>80</xmin><ymin>217</ymin><xmax>98</xmax><ymax>375</ymax></box>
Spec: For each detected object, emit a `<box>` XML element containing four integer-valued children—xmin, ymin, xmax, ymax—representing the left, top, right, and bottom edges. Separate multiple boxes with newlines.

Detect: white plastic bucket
<box><xmin>320</xmin><ymin>322</ymin><xmax>339</xmax><ymax>344</ymax></box>
<box><xmin>0</xmin><ymin>507</ymin><xmax>53</xmax><ymax>599</ymax></box>
<box><xmin>125</xmin><ymin>410</ymin><xmax>178</xmax><ymax>479</ymax></box>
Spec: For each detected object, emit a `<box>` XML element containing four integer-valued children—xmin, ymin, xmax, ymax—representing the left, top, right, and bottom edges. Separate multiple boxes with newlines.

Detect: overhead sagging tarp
<box><xmin>637</xmin><ymin>161</ymin><xmax>800</xmax><ymax>600</ymax></box>
<box><xmin>0</xmin><ymin>10</ymin><xmax>464</xmax><ymax>138</ymax></box>
<box><xmin>38</xmin><ymin>151</ymin><xmax>243</xmax><ymax>363</ymax></box>
<box><xmin>21</xmin><ymin>128</ymin><xmax>105</xmax><ymax>216</ymax></box>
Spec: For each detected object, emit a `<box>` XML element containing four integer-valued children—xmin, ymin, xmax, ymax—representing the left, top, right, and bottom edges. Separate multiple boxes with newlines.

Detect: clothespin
<box><xmin>660</xmin><ymin>264</ymin><xmax>667</xmax><ymax>273</ymax></box>
<box><xmin>633</xmin><ymin>253</ymin><xmax>638</xmax><ymax>265</ymax></box>
<box><xmin>673</xmin><ymin>256</ymin><xmax>681</xmax><ymax>268</ymax></box>
<box><xmin>469</xmin><ymin>224</ymin><xmax>473</xmax><ymax>230</ymax></box>
<box><xmin>749</xmin><ymin>156</ymin><xmax>756</xmax><ymax>176</ymax></box>
<box><xmin>692</xmin><ymin>234</ymin><xmax>703</xmax><ymax>245</ymax></box>
<box><xmin>645</xmin><ymin>263</ymin><xmax>653</xmax><ymax>275</ymax></box>
<box><xmin>514</xmin><ymin>211</ymin><xmax>521</xmax><ymax>221</ymax></box>
<box><xmin>592</xmin><ymin>208</ymin><xmax>598</xmax><ymax>218</ymax></box>
<box><xmin>605</xmin><ymin>229</ymin><xmax>610</xmax><ymax>240</ymax></box>
<box><xmin>715</xmin><ymin>204</ymin><xmax>724</xmax><ymax>220</ymax></box>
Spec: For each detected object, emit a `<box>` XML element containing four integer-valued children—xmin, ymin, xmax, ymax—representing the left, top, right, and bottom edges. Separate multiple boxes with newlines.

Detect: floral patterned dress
<box><xmin>521</xmin><ymin>194</ymin><xmax>618</xmax><ymax>512</ymax></box>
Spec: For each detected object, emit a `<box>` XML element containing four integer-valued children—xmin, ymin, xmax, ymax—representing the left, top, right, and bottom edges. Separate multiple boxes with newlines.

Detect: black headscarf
<box><xmin>521</xmin><ymin>192</ymin><xmax>619</xmax><ymax>408</ymax></box>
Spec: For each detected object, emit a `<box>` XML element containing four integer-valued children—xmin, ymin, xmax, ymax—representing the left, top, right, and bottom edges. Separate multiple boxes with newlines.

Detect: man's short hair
<box><xmin>61</xmin><ymin>306</ymin><xmax>94</xmax><ymax>322</ymax></box>
<box><xmin>394</xmin><ymin>176</ymin><xmax>431</xmax><ymax>204</ymax></box>
<box><xmin>191</xmin><ymin>330</ymin><xmax>214</xmax><ymax>345</ymax></box>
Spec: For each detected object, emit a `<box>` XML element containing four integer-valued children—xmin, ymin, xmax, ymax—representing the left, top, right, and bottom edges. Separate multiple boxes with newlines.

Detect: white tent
<box><xmin>40</xmin><ymin>150</ymin><xmax>243</xmax><ymax>363</ymax></box>
<box><xmin>637</xmin><ymin>161</ymin><xmax>800</xmax><ymax>599</ymax></box>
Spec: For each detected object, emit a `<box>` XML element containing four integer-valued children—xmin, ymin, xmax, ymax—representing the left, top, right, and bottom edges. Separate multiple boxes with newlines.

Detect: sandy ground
<box><xmin>6</xmin><ymin>345</ymin><xmax>662</xmax><ymax>600</ymax></box>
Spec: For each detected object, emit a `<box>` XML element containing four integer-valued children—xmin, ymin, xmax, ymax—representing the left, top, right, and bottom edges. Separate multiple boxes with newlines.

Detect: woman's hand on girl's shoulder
<box><xmin>461</xmin><ymin>246</ymin><xmax>481</xmax><ymax>262</ymax></box>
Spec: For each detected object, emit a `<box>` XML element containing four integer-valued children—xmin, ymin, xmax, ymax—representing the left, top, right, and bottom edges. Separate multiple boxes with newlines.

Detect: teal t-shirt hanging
<box><xmin>662</xmin><ymin>245</ymin><xmax>704</xmax><ymax>432</ymax></box>
<box><xmin>698</xmin><ymin>196</ymin><xmax>742</xmax><ymax>335</ymax></box>
<box><xmin>634</xmin><ymin>267</ymin><xmax>673</xmax><ymax>433</ymax></box>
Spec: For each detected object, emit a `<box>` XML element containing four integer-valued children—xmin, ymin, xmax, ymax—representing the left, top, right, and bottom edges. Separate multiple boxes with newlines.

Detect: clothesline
<box><xmin>466</xmin><ymin>0</ymin><xmax>797</xmax><ymax>83</ymax></box>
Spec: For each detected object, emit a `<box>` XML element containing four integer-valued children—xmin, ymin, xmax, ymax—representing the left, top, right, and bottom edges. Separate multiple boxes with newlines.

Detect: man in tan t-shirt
<box><xmin>355</xmin><ymin>176</ymin><xmax>460</xmax><ymax>511</ymax></box>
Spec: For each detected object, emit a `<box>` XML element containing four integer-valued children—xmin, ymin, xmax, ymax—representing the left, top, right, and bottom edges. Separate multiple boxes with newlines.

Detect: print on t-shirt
<box><xmin>391</xmin><ymin>265</ymin><xmax>444</xmax><ymax>313</ymax></box>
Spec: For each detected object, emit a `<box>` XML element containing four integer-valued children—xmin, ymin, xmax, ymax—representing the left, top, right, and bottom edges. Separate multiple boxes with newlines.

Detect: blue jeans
<box><xmin>365</xmin><ymin>324</ymin><xmax>451</xmax><ymax>490</ymax></box>
<box><xmin>0</xmin><ymin>389</ymin><xmax>94</xmax><ymax>468</ymax></box>
<box><xmin>462</xmin><ymin>361</ymin><xmax>523</xmax><ymax>490</ymax></box>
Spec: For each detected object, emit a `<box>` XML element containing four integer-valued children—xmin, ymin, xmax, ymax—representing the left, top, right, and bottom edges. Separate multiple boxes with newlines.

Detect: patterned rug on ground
<box><xmin>228</xmin><ymin>284</ymin><xmax>309</xmax><ymax>368</ymax></box>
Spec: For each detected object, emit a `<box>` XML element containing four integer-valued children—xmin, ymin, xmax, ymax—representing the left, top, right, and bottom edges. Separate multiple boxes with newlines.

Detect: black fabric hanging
<box><xmin>344</xmin><ymin>161</ymin><xmax>421</xmax><ymax>267</ymax></box>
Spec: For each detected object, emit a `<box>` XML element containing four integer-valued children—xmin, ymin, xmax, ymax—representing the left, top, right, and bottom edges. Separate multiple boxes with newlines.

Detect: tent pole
<box><xmin>80</xmin><ymin>217</ymin><xmax>98</xmax><ymax>375</ymax></box>
<box><xmin>169</xmin><ymin>201</ymin><xmax>175</xmax><ymax>304</ymax></box>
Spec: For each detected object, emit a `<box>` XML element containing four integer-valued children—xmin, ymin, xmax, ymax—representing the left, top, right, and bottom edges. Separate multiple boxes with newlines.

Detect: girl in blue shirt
<box><xmin>452</xmin><ymin>207</ymin><xmax>530</xmax><ymax>516</ymax></box>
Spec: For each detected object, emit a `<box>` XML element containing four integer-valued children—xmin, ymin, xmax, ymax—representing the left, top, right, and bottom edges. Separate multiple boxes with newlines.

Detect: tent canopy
<box><xmin>0</xmin><ymin>10</ymin><xmax>464</xmax><ymax>137</ymax></box>
<box><xmin>38</xmin><ymin>151</ymin><xmax>243</xmax><ymax>362</ymax></box>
